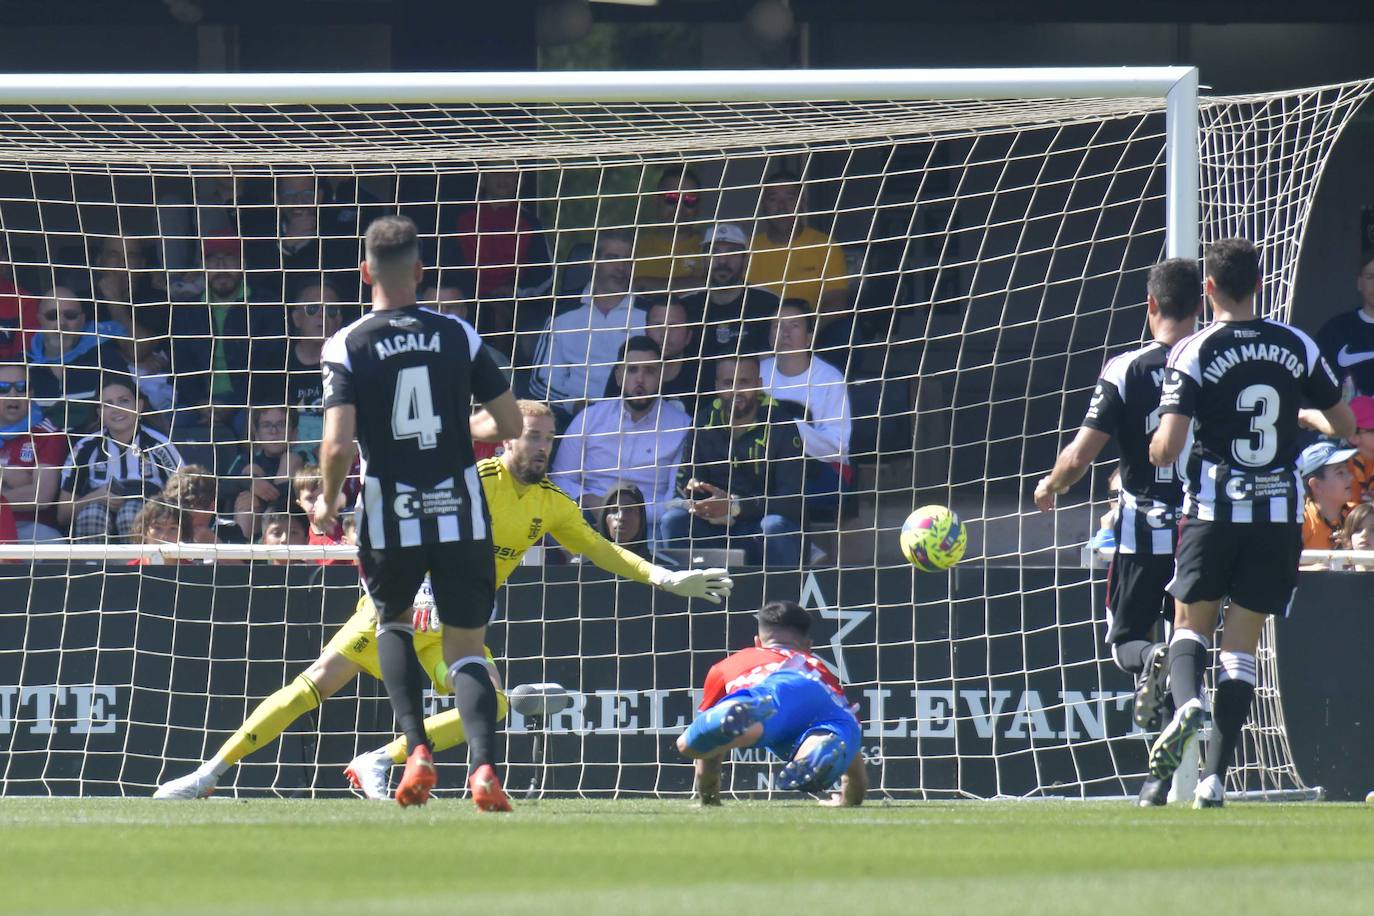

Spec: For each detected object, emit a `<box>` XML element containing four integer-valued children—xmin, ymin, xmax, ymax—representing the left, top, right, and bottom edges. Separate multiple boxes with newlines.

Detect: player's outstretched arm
<box><xmin>694</xmin><ymin>754</ymin><xmax>723</xmax><ymax>807</ymax></box>
<box><xmin>1034</xmin><ymin>426</ymin><xmax>1111</xmax><ymax>511</ymax></box>
<box><xmin>315</xmin><ymin>405</ymin><xmax>357</xmax><ymax>532</ymax></box>
<box><xmin>547</xmin><ymin>488</ymin><xmax>734</xmax><ymax>603</ymax></box>
<box><xmin>470</xmin><ymin>390</ymin><xmax>524</xmax><ymax>442</ymax></box>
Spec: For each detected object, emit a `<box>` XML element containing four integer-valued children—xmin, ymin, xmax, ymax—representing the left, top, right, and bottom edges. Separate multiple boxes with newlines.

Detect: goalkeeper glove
<box><xmin>412</xmin><ymin>603</ymin><xmax>441</xmax><ymax>633</ymax></box>
<box><xmin>650</xmin><ymin>566</ymin><xmax>733</xmax><ymax>604</ymax></box>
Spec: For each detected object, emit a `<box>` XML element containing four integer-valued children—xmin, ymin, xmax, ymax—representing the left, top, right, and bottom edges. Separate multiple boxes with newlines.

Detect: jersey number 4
<box><xmin>392</xmin><ymin>365</ymin><xmax>443</xmax><ymax>449</ymax></box>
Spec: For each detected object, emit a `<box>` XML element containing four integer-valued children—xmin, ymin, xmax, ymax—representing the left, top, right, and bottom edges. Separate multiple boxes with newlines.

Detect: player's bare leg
<box><xmin>155</xmin><ymin>650</ymin><xmax>362</xmax><ymax>799</ymax></box>
<box><xmin>444</xmin><ymin>625</ymin><xmax>509</xmax><ymax>812</ymax></box>
<box><xmin>1193</xmin><ymin>603</ymin><xmax>1267</xmax><ymax>808</ymax></box>
<box><xmin>1149</xmin><ymin>598</ymin><xmax>1219</xmax><ymax>781</ymax></box>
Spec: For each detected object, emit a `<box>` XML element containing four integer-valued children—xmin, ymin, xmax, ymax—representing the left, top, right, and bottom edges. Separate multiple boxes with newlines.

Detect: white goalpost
<box><xmin>0</xmin><ymin>68</ymin><xmax>1368</xmax><ymax>802</ymax></box>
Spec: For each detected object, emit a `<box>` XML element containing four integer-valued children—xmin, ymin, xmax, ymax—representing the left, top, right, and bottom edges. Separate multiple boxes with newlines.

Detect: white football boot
<box><xmin>1193</xmin><ymin>773</ymin><xmax>1225</xmax><ymax>809</ymax></box>
<box><xmin>344</xmin><ymin>749</ymin><xmax>393</xmax><ymax>800</ymax></box>
<box><xmin>153</xmin><ymin>767</ymin><xmax>218</xmax><ymax>799</ymax></box>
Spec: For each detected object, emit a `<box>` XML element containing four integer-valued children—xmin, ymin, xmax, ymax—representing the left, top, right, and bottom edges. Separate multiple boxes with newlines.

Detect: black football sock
<box><xmin>1204</xmin><ymin>678</ymin><xmax>1255</xmax><ymax>782</ymax></box>
<box><xmin>451</xmin><ymin>661</ymin><xmax>499</xmax><ymax>769</ymax></box>
<box><xmin>376</xmin><ymin>627</ymin><xmax>429</xmax><ymax>755</ymax></box>
<box><xmin>1205</xmin><ymin>652</ymin><xmax>1258</xmax><ymax>782</ymax></box>
<box><xmin>1168</xmin><ymin>628</ymin><xmax>1210</xmax><ymax>710</ymax></box>
<box><xmin>1112</xmin><ymin>639</ymin><xmax>1156</xmax><ymax>677</ymax></box>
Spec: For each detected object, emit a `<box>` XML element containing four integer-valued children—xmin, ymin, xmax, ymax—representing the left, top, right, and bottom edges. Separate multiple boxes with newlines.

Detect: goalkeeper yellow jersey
<box><xmin>477</xmin><ymin>456</ymin><xmax>655</xmax><ymax>587</ymax></box>
<box><xmin>337</xmin><ymin>456</ymin><xmax>655</xmax><ymax>692</ymax></box>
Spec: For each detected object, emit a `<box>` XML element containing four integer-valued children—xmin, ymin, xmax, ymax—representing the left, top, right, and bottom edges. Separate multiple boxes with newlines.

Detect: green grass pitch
<box><xmin>3</xmin><ymin>798</ymin><xmax>1373</xmax><ymax>915</ymax></box>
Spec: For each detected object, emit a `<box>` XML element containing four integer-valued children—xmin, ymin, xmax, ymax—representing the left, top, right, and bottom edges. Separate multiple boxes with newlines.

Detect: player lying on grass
<box><xmin>676</xmin><ymin>600</ymin><xmax>866</xmax><ymax>807</ymax></box>
<box><xmin>155</xmin><ymin>400</ymin><xmax>732</xmax><ymax>800</ymax></box>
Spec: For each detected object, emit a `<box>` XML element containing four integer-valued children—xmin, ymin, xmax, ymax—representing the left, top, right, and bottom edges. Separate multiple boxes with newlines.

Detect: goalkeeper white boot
<box><xmin>153</xmin><ymin>767</ymin><xmax>218</xmax><ymax>800</ymax></box>
<box><xmin>344</xmin><ymin>750</ymin><xmax>393</xmax><ymax>800</ymax></box>
<box><xmin>1193</xmin><ymin>773</ymin><xmax>1225</xmax><ymax>809</ymax></box>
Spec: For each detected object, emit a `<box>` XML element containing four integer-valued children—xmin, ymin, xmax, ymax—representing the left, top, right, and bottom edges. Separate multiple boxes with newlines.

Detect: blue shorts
<box><xmin>719</xmin><ymin>668</ymin><xmax>861</xmax><ymax>767</ymax></box>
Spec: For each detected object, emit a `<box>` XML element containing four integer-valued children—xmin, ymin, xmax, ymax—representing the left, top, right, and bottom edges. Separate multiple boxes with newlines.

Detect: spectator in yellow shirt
<box><xmin>746</xmin><ymin>168</ymin><xmax>850</xmax><ymax>327</ymax></box>
<box><xmin>634</xmin><ymin>166</ymin><xmax>705</xmax><ymax>292</ymax></box>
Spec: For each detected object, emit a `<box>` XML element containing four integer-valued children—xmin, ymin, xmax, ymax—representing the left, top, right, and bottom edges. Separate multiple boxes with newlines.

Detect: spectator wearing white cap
<box><xmin>1299</xmin><ymin>440</ymin><xmax>1357</xmax><ymax>551</ymax></box>
<box><xmin>678</xmin><ymin>222</ymin><xmax>780</xmax><ymax>362</ymax></box>
<box><xmin>1345</xmin><ymin>395</ymin><xmax>1374</xmax><ymax>505</ymax></box>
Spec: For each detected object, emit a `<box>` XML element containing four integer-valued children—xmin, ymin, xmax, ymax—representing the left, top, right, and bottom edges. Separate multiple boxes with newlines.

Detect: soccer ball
<box><xmin>899</xmin><ymin>505</ymin><xmax>967</xmax><ymax>572</ymax></box>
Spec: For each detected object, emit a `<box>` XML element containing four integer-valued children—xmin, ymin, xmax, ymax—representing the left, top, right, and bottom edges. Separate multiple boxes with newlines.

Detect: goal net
<box><xmin>0</xmin><ymin>70</ymin><xmax>1368</xmax><ymax>800</ymax></box>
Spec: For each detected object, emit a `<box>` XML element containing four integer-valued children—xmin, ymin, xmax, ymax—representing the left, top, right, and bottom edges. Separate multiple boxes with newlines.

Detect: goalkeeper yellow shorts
<box><xmin>325</xmin><ymin>596</ymin><xmax>496</xmax><ymax>696</ymax></box>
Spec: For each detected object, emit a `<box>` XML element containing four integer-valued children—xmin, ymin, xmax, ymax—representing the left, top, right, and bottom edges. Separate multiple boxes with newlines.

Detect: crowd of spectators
<box><xmin>0</xmin><ymin>165</ymin><xmax>873</xmax><ymax>568</ymax></box>
<box><xmin>2</xmin><ymin>165</ymin><xmax>1372</xmax><ymax>571</ymax></box>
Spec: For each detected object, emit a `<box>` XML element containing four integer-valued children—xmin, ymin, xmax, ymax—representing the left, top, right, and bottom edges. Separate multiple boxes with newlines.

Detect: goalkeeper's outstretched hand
<box><xmin>412</xmin><ymin>604</ymin><xmax>440</xmax><ymax>633</ymax></box>
<box><xmin>652</xmin><ymin>567</ymin><xmax>733</xmax><ymax>604</ymax></box>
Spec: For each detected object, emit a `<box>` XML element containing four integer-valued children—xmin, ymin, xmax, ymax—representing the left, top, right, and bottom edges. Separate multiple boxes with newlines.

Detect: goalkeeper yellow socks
<box><xmin>384</xmin><ymin>693</ymin><xmax>510</xmax><ymax>764</ymax></box>
<box><xmin>387</xmin><ymin>709</ymin><xmax>466</xmax><ymax>764</ymax></box>
<box><xmin>214</xmin><ymin>673</ymin><xmax>323</xmax><ymax>768</ymax></box>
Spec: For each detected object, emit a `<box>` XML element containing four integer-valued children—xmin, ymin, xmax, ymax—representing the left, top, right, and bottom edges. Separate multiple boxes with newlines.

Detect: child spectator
<box><xmin>258</xmin><ymin>510</ymin><xmax>308</xmax><ymax>565</ymax></box>
<box><xmin>223</xmin><ymin>405</ymin><xmax>302</xmax><ymax>514</ymax></box>
<box><xmin>1337</xmin><ymin>503</ymin><xmax>1374</xmax><ymax>570</ymax></box>
<box><xmin>595</xmin><ymin>482</ymin><xmax>653</xmax><ymax>562</ymax></box>
<box><xmin>59</xmin><ymin>377</ymin><xmax>183</xmax><ymax>540</ymax></box>
<box><xmin>159</xmin><ymin>464</ymin><xmax>222</xmax><ymax>546</ymax></box>
<box><xmin>1299</xmin><ymin>440</ymin><xmax>1357</xmax><ymax>551</ymax></box>
<box><xmin>126</xmin><ymin>501</ymin><xmax>187</xmax><ymax>566</ymax></box>
<box><xmin>294</xmin><ymin>463</ymin><xmax>349</xmax><ymax>564</ymax></box>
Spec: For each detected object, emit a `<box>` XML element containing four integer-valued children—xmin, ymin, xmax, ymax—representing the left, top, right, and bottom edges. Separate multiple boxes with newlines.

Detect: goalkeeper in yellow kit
<box><xmin>154</xmin><ymin>400</ymin><xmax>731</xmax><ymax>800</ymax></box>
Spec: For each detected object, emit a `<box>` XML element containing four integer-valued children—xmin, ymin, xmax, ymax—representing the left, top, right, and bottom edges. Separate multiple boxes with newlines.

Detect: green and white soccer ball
<box><xmin>899</xmin><ymin>505</ymin><xmax>967</xmax><ymax>572</ymax></box>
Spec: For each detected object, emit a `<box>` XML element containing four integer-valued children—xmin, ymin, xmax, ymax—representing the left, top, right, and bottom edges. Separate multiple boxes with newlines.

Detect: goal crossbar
<box><xmin>0</xmin><ymin>67</ymin><xmax>1198</xmax><ymax>105</ymax></box>
<box><xmin>0</xmin><ymin>65</ymin><xmax>1201</xmax><ymax>316</ymax></box>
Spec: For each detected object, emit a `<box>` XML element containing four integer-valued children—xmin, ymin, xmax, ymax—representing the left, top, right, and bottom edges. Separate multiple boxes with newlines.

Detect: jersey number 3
<box><xmin>1233</xmin><ymin>383</ymin><xmax>1279</xmax><ymax>466</ymax></box>
<box><xmin>392</xmin><ymin>365</ymin><xmax>443</xmax><ymax>449</ymax></box>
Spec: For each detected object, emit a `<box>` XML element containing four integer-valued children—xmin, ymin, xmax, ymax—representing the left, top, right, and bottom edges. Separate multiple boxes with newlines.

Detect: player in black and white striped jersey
<box><xmin>315</xmin><ymin>214</ymin><xmax>523</xmax><ymax>809</ymax></box>
<box><xmin>1148</xmin><ymin>238</ymin><xmax>1355</xmax><ymax>808</ymax></box>
<box><xmin>1035</xmin><ymin>258</ymin><xmax>1202</xmax><ymax>805</ymax></box>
